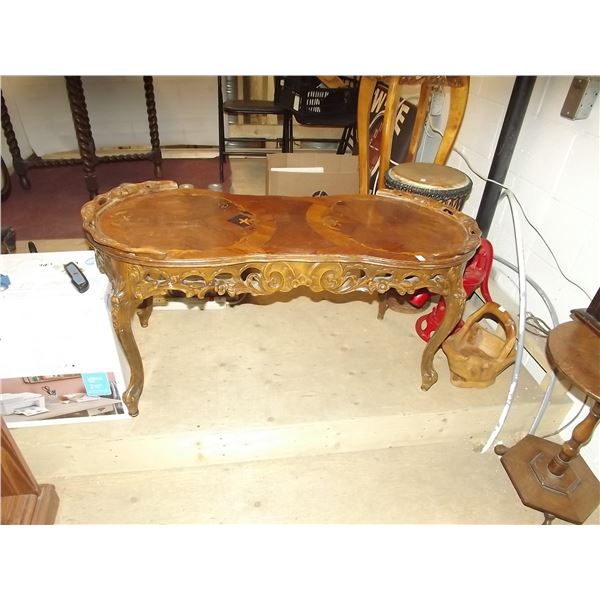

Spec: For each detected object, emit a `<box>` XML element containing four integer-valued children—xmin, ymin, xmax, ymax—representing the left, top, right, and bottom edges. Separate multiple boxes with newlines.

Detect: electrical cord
<box><xmin>492</xmin><ymin>254</ymin><xmax>559</xmax><ymax>436</ymax></box>
<box><xmin>540</xmin><ymin>394</ymin><xmax>589</xmax><ymax>439</ymax></box>
<box><xmin>425</xmin><ymin>118</ymin><xmax>528</xmax><ymax>451</ymax></box>
<box><xmin>525</xmin><ymin>312</ymin><xmax>552</xmax><ymax>337</ymax></box>
<box><xmin>480</xmin><ymin>188</ymin><xmax>527</xmax><ymax>453</ymax></box>
<box><xmin>509</xmin><ymin>195</ymin><xmax>591</xmax><ymax>301</ymax></box>
<box><xmin>425</xmin><ymin>120</ymin><xmax>592</xmax><ymax>301</ymax></box>
<box><xmin>425</xmin><ymin>117</ymin><xmax>560</xmax><ymax>449</ymax></box>
<box><xmin>424</xmin><ymin>117</ymin><xmax>592</xmax><ymax>446</ymax></box>
<box><xmin>428</xmin><ymin>117</ymin><xmax>599</xmax><ymax>439</ymax></box>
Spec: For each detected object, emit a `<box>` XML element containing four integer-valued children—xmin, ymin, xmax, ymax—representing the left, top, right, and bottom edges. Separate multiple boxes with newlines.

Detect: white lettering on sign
<box><xmin>394</xmin><ymin>102</ymin><xmax>411</xmax><ymax>136</ymax></box>
<box><xmin>371</xmin><ymin>88</ymin><xmax>387</xmax><ymax>114</ymax></box>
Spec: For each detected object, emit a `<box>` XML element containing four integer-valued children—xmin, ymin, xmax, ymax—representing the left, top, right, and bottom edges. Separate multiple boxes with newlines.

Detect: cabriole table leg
<box><xmin>136</xmin><ymin>296</ymin><xmax>154</xmax><ymax>328</ymax></box>
<box><xmin>420</xmin><ymin>268</ymin><xmax>466</xmax><ymax>390</ymax></box>
<box><xmin>112</xmin><ymin>295</ymin><xmax>145</xmax><ymax>417</ymax></box>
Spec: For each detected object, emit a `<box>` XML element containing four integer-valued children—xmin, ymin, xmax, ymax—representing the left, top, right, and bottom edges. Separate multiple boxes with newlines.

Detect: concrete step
<box><xmin>13</xmin><ymin>294</ymin><xmax>570</xmax><ymax>481</ymax></box>
<box><xmin>51</xmin><ymin>440</ymin><xmax>595</xmax><ymax>525</ymax></box>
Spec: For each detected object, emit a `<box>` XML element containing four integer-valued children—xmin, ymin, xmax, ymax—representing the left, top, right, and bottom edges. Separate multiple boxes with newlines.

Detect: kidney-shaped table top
<box><xmin>82</xmin><ymin>181</ymin><xmax>481</xmax><ymax>267</ymax></box>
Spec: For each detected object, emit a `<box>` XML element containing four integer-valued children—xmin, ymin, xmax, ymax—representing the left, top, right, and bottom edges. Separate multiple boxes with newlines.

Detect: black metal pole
<box><xmin>476</xmin><ymin>76</ymin><xmax>537</xmax><ymax>237</ymax></box>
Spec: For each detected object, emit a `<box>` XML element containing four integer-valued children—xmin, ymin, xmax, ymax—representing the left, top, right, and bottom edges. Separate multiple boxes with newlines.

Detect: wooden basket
<box><xmin>442</xmin><ymin>302</ymin><xmax>517</xmax><ymax>388</ymax></box>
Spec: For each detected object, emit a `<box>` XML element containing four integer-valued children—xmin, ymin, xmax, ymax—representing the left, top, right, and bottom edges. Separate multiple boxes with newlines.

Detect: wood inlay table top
<box><xmin>82</xmin><ymin>180</ymin><xmax>481</xmax><ymax>416</ymax></box>
<box><xmin>86</xmin><ymin>181</ymin><xmax>479</xmax><ymax>263</ymax></box>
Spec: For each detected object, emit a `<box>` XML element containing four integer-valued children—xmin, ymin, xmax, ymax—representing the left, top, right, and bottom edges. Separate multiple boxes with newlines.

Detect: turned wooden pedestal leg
<box><xmin>495</xmin><ymin>399</ymin><xmax>600</xmax><ymax>524</ymax></box>
<box><xmin>495</xmin><ymin>318</ymin><xmax>600</xmax><ymax>524</ymax></box>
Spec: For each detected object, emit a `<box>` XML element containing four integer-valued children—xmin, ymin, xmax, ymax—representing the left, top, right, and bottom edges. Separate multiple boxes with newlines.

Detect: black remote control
<box><xmin>64</xmin><ymin>262</ymin><xmax>89</xmax><ymax>293</ymax></box>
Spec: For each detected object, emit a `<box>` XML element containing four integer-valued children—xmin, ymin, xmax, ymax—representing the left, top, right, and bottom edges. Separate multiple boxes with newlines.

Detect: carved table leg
<box><xmin>143</xmin><ymin>76</ymin><xmax>162</xmax><ymax>178</ymax></box>
<box><xmin>1</xmin><ymin>92</ymin><xmax>30</xmax><ymax>190</ymax></box>
<box><xmin>136</xmin><ymin>296</ymin><xmax>154</xmax><ymax>328</ymax></box>
<box><xmin>95</xmin><ymin>251</ymin><xmax>145</xmax><ymax>416</ymax></box>
<box><xmin>113</xmin><ymin>296</ymin><xmax>144</xmax><ymax>417</ymax></box>
<box><xmin>65</xmin><ymin>76</ymin><xmax>98</xmax><ymax>198</ymax></box>
<box><xmin>377</xmin><ymin>289</ymin><xmax>428</xmax><ymax>320</ymax></box>
<box><xmin>420</xmin><ymin>268</ymin><xmax>465</xmax><ymax>390</ymax></box>
<box><xmin>377</xmin><ymin>291</ymin><xmax>390</xmax><ymax>320</ymax></box>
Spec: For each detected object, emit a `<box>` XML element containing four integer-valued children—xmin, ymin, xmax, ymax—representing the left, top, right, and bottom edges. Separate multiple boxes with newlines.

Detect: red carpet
<box><xmin>1</xmin><ymin>158</ymin><xmax>229</xmax><ymax>241</ymax></box>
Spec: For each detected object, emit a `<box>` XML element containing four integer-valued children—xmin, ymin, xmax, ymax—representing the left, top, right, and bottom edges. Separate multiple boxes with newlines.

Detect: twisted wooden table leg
<box><xmin>143</xmin><ymin>76</ymin><xmax>162</xmax><ymax>178</ymax></box>
<box><xmin>420</xmin><ymin>267</ymin><xmax>465</xmax><ymax>390</ymax></box>
<box><xmin>1</xmin><ymin>92</ymin><xmax>30</xmax><ymax>190</ymax></box>
<box><xmin>65</xmin><ymin>76</ymin><xmax>98</xmax><ymax>198</ymax></box>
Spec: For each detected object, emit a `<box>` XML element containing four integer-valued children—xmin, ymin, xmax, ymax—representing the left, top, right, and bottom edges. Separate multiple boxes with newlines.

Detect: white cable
<box><xmin>480</xmin><ymin>189</ymin><xmax>527</xmax><ymax>453</ymax></box>
<box><xmin>425</xmin><ymin>119</ymin><xmax>528</xmax><ymax>450</ymax></box>
<box><xmin>493</xmin><ymin>254</ymin><xmax>559</xmax><ymax>435</ymax></box>
<box><xmin>425</xmin><ymin>120</ymin><xmax>591</xmax><ymax>301</ymax></box>
<box><xmin>425</xmin><ymin>118</ymin><xmax>585</xmax><ymax>448</ymax></box>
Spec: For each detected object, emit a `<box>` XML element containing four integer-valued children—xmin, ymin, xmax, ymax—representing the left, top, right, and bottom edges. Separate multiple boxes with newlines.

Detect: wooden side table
<box><xmin>1</xmin><ymin>417</ymin><xmax>59</xmax><ymax>525</ymax></box>
<box><xmin>495</xmin><ymin>311</ymin><xmax>600</xmax><ymax>524</ymax></box>
<box><xmin>1</xmin><ymin>76</ymin><xmax>162</xmax><ymax>199</ymax></box>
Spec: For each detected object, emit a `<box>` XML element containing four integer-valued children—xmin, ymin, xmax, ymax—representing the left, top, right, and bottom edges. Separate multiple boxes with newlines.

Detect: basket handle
<box><xmin>451</xmin><ymin>301</ymin><xmax>517</xmax><ymax>361</ymax></box>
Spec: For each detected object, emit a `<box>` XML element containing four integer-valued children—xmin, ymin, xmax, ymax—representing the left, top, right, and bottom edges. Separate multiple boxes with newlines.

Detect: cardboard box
<box><xmin>266</xmin><ymin>152</ymin><xmax>358</xmax><ymax>196</ymax></box>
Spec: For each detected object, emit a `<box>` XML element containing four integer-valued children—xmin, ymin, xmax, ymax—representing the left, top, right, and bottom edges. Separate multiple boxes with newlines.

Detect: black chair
<box><xmin>284</xmin><ymin>76</ymin><xmax>359</xmax><ymax>155</ymax></box>
<box><xmin>217</xmin><ymin>76</ymin><xmax>293</xmax><ymax>182</ymax></box>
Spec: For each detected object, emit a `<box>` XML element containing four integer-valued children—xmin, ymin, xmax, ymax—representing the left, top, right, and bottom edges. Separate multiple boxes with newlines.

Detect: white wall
<box><xmin>449</xmin><ymin>76</ymin><xmax>598</xmax><ymax>321</ymax></box>
<box><xmin>1</xmin><ymin>75</ymin><xmax>219</xmax><ymax>167</ymax></box>
<box><xmin>430</xmin><ymin>76</ymin><xmax>599</xmax><ymax>471</ymax></box>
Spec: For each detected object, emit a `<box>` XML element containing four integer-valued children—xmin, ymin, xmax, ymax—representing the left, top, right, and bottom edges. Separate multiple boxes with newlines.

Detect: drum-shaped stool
<box><xmin>378</xmin><ymin>162</ymin><xmax>492</xmax><ymax>341</ymax></box>
<box><xmin>384</xmin><ymin>162</ymin><xmax>473</xmax><ymax>210</ymax></box>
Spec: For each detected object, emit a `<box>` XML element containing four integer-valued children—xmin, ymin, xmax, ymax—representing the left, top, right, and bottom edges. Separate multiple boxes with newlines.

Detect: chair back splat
<box><xmin>357</xmin><ymin>76</ymin><xmax>470</xmax><ymax>194</ymax></box>
<box><xmin>217</xmin><ymin>76</ymin><xmax>293</xmax><ymax>183</ymax></box>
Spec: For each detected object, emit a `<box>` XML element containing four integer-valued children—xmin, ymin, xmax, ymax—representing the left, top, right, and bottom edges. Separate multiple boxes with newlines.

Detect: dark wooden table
<box><xmin>82</xmin><ymin>181</ymin><xmax>481</xmax><ymax>416</ymax></box>
<box><xmin>1</xmin><ymin>76</ymin><xmax>162</xmax><ymax>198</ymax></box>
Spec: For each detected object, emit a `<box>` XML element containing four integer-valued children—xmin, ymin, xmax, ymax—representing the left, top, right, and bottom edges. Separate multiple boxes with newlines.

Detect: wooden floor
<box><xmin>8</xmin><ymin>156</ymin><xmax>599</xmax><ymax>525</ymax></box>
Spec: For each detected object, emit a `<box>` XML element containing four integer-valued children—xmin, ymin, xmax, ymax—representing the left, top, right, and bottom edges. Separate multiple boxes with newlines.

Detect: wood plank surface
<box><xmin>51</xmin><ymin>443</ymin><xmax>590</xmax><ymax>525</ymax></box>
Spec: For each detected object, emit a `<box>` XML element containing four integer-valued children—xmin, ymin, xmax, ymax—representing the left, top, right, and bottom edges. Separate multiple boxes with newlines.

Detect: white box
<box><xmin>0</xmin><ymin>251</ymin><xmax>129</xmax><ymax>427</ymax></box>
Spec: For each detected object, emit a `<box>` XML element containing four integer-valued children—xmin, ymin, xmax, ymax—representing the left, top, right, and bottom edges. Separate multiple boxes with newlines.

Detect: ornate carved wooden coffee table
<box><xmin>82</xmin><ymin>181</ymin><xmax>481</xmax><ymax>416</ymax></box>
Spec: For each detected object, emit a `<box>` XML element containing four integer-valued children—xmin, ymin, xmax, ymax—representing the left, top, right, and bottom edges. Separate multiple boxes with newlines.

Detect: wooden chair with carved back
<box><xmin>357</xmin><ymin>75</ymin><xmax>470</xmax><ymax>194</ymax></box>
<box><xmin>355</xmin><ymin>76</ymin><xmax>484</xmax><ymax>328</ymax></box>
